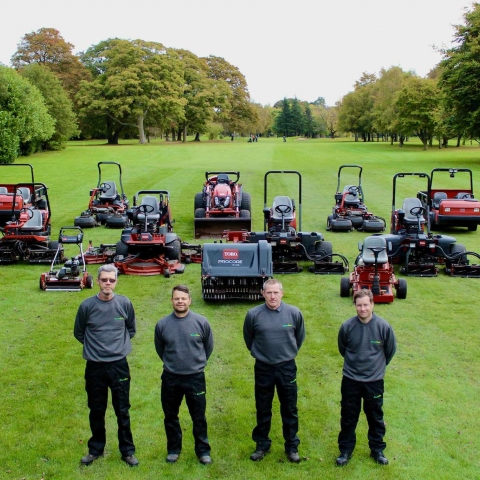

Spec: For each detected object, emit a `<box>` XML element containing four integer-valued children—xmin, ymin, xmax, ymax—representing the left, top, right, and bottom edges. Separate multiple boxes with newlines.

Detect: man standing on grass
<box><xmin>74</xmin><ymin>264</ymin><xmax>138</xmax><ymax>467</ymax></box>
<box><xmin>336</xmin><ymin>289</ymin><xmax>396</xmax><ymax>467</ymax></box>
<box><xmin>243</xmin><ymin>279</ymin><xmax>305</xmax><ymax>464</ymax></box>
<box><xmin>154</xmin><ymin>285</ymin><xmax>214</xmax><ymax>465</ymax></box>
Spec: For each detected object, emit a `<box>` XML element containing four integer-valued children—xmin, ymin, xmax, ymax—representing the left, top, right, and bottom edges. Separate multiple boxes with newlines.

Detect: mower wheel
<box><xmin>74</xmin><ymin>215</ymin><xmax>96</xmax><ymax>228</ymax></box>
<box><xmin>468</xmin><ymin>224</ymin><xmax>478</xmax><ymax>232</ymax></box>
<box><xmin>165</xmin><ymin>239</ymin><xmax>181</xmax><ymax>261</ymax></box>
<box><xmin>240</xmin><ymin>209</ymin><xmax>250</xmax><ymax>218</ymax></box>
<box><xmin>396</xmin><ymin>278</ymin><xmax>407</xmax><ymax>299</ymax></box>
<box><xmin>194</xmin><ymin>192</ymin><xmax>204</xmax><ymax>211</ymax></box>
<box><xmin>164</xmin><ymin>269</ymin><xmax>171</xmax><ymax>278</ymax></box>
<box><xmin>39</xmin><ymin>274</ymin><xmax>47</xmax><ymax>291</ymax></box>
<box><xmin>340</xmin><ymin>277</ymin><xmax>351</xmax><ymax>297</ymax></box>
<box><xmin>347</xmin><ymin>215</ymin><xmax>364</xmax><ymax>229</ymax></box>
<box><xmin>362</xmin><ymin>218</ymin><xmax>385</xmax><ymax>232</ymax></box>
<box><xmin>85</xmin><ymin>274</ymin><xmax>94</xmax><ymax>289</ymax></box>
<box><xmin>105</xmin><ymin>215</ymin><xmax>127</xmax><ymax>229</ymax></box>
<box><xmin>315</xmin><ymin>240</ymin><xmax>333</xmax><ymax>261</ymax></box>
<box><xmin>329</xmin><ymin>217</ymin><xmax>352</xmax><ymax>232</ymax></box>
<box><xmin>241</xmin><ymin>192</ymin><xmax>252</xmax><ymax>212</ymax></box>
<box><xmin>195</xmin><ymin>208</ymin><xmax>206</xmax><ymax>218</ymax></box>
<box><xmin>116</xmin><ymin>240</ymin><xmax>129</xmax><ymax>257</ymax></box>
<box><xmin>448</xmin><ymin>243</ymin><xmax>467</xmax><ymax>266</ymax></box>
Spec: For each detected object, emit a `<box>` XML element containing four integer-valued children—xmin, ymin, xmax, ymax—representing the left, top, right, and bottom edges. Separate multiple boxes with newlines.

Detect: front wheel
<box><xmin>396</xmin><ymin>278</ymin><xmax>407</xmax><ymax>299</ymax></box>
<box><xmin>340</xmin><ymin>277</ymin><xmax>351</xmax><ymax>297</ymax></box>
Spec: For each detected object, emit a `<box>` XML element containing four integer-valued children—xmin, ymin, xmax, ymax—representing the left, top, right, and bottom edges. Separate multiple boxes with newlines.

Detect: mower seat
<box><xmin>433</xmin><ymin>192</ymin><xmax>447</xmax><ymax>208</ymax></box>
<box><xmin>217</xmin><ymin>174</ymin><xmax>230</xmax><ymax>184</ymax></box>
<box><xmin>402</xmin><ymin>198</ymin><xmax>425</xmax><ymax>225</ymax></box>
<box><xmin>17</xmin><ymin>187</ymin><xmax>31</xmax><ymax>203</ymax></box>
<box><xmin>362</xmin><ymin>236</ymin><xmax>388</xmax><ymax>265</ymax></box>
<box><xmin>343</xmin><ymin>185</ymin><xmax>360</xmax><ymax>206</ymax></box>
<box><xmin>21</xmin><ymin>209</ymin><xmax>44</xmax><ymax>231</ymax></box>
<box><xmin>272</xmin><ymin>196</ymin><xmax>294</xmax><ymax>223</ymax></box>
<box><xmin>137</xmin><ymin>196</ymin><xmax>160</xmax><ymax>222</ymax></box>
<box><xmin>455</xmin><ymin>192</ymin><xmax>474</xmax><ymax>199</ymax></box>
<box><xmin>0</xmin><ymin>187</ymin><xmax>7</xmax><ymax>194</ymax></box>
<box><xmin>99</xmin><ymin>181</ymin><xmax>118</xmax><ymax>201</ymax></box>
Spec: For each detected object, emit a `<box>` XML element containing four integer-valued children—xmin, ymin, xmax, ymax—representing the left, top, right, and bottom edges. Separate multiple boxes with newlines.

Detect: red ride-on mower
<box><xmin>417</xmin><ymin>168</ymin><xmax>480</xmax><ymax>231</ymax></box>
<box><xmin>327</xmin><ymin>164</ymin><xmax>385</xmax><ymax>233</ymax></box>
<box><xmin>0</xmin><ymin>183</ymin><xmax>61</xmax><ymax>264</ymax></box>
<box><xmin>40</xmin><ymin>226</ymin><xmax>93</xmax><ymax>291</ymax></box>
<box><xmin>113</xmin><ymin>190</ymin><xmax>185</xmax><ymax>276</ymax></box>
<box><xmin>194</xmin><ymin>171</ymin><xmax>252</xmax><ymax>238</ymax></box>
<box><xmin>340</xmin><ymin>235</ymin><xmax>407</xmax><ymax>303</ymax></box>
<box><xmin>74</xmin><ymin>162</ymin><xmax>129</xmax><ymax>229</ymax></box>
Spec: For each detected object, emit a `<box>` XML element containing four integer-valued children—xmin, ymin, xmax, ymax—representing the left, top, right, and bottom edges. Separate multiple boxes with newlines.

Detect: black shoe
<box><xmin>121</xmin><ymin>454</ymin><xmax>139</xmax><ymax>467</ymax></box>
<box><xmin>336</xmin><ymin>452</ymin><xmax>352</xmax><ymax>467</ymax></box>
<box><xmin>286</xmin><ymin>451</ymin><xmax>301</xmax><ymax>463</ymax></box>
<box><xmin>166</xmin><ymin>453</ymin><xmax>179</xmax><ymax>463</ymax></box>
<box><xmin>80</xmin><ymin>453</ymin><xmax>103</xmax><ymax>466</ymax></box>
<box><xmin>370</xmin><ymin>451</ymin><xmax>388</xmax><ymax>465</ymax></box>
<box><xmin>198</xmin><ymin>455</ymin><xmax>212</xmax><ymax>465</ymax></box>
<box><xmin>250</xmin><ymin>449</ymin><xmax>269</xmax><ymax>461</ymax></box>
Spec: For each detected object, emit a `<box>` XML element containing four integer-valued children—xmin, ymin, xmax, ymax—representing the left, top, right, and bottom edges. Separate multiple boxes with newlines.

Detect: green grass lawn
<box><xmin>1</xmin><ymin>137</ymin><xmax>480</xmax><ymax>480</ymax></box>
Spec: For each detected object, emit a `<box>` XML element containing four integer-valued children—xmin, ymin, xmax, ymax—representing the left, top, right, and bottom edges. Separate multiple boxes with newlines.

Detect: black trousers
<box><xmin>161</xmin><ymin>370</ymin><xmax>210</xmax><ymax>457</ymax></box>
<box><xmin>252</xmin><ymin>359</ymin><xmax>300</xmax><ymax>452</ymax></box>
<box><xmin>338</xmin><ymin>376</ymin><xmax>386</xmax><ymax>454</ymax></box>
<box><xmin>84</xmin><ymin>358</ymin><xmax>135</xmax><ymax>456</ymax></box>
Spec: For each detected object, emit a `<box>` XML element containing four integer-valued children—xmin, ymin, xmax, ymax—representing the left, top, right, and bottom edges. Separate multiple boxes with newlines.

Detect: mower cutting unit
<box><xmin>340</xmin><ymin>235</ymin><xmax>407</xmax><ymax>303</ymax></box>
<box><xmin>230</xmin><ymin>170</ymin><xmax>348</xmax><ymax>274</ymax></box>
<box><xmin>327</xmin><ymin>164</ymin><xmax>385</xmax><ymax>233</ymax></box>
<box><xmin>0</xmin><ymin>183</ymin><xmax>60</xmax><ymax>264</ymax></box>
<box><xmin>417</xmin><ymin>168</ymin><xmax>480</xmax><ymax>231</ymax></box>
<box><xmin>201</xmin><ymin>240</ymin><xmax>273</xmax><ymax>301</ymax></box>
<box><xmin>74</xmin><ymin>162</ymin><xmax>129</xmax><ymax>229</ymax></box>
<box><xmin>194</xmin><ymin>171</ymin><xmax>251</xmax><ymax>238</ymax></box>
<box><xmin>377</xmin><ymin>173</ymin><xmax>480</xmax><ymax>277</ymax></box>
<box><xmin>40</xmin><ymin>227</ymin><xmax>93</xmax><ymax>291</ymax></box>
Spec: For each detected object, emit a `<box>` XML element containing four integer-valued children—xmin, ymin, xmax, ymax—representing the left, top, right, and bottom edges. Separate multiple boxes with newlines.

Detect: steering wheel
<box><xmin>20</xmin><ymin>207</ymin><xmax>34</xmax><ymax>220</ymax></box>
<box><xmin>347</xmin><ymin>186</ymin><xmax>358</xmax><ymax>195</ymax></box>
<box><xmin>275</xmin><ymin>204</ymin><xmax>292</xmax><ymax>215</ymax></box>
<box><xmin>410</xmin><ymin>206</ymin><xmax>426</xmax><ymax>217</ymax></box>
<box><xmin>136</xmin><ymin>204</ymin><xmax>155</xmax><ymax>214</ymax></box>
<box><xmin>100</xmin><ymin>182</ymin><xmax>112</xmax><ymax>192</ymax></box>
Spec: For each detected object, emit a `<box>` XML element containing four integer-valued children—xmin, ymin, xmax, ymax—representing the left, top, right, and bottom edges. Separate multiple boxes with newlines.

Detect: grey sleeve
<box><xmin>126</xmin><ymin>301</ymin><xmax>136</xmax><ymax>339</ymax></box>
<box><xmin>154</xmin><ymin>324</ymin><xmax>164</xmax><ymax>360</ymax></box>
<box><xmin>243</xmin><ymin>313</ymin><xmax>254</xmax><ymax>351</ymax></box>
<box><xmin>384</xmin><ymin>326</ymin><xmax>397</xmax><ymax>365</ymax></box>
<box><xmin>295</xmin><ymin>311</ymin><xmax>306</xmax><ymax>349</ymax></box>
<box><xmin>338</xmin><ymin>324</ymin><xmax>347</xmax><ymax>357</ymax></box>
<box><xmin>74</xmin><ymin>305</ymin><xmax>86</xmax><ymax>344</ymax></box>
<box><xmin>204</xmin><ymin>322</ymin><xmax>214</xmax><ymax>360</ymax></box>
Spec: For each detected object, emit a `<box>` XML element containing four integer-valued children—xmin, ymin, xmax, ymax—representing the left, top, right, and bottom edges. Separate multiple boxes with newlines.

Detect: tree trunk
<box><xmin>177</xmin><ymin>129</ymin><xmax>182</xmax><ymax>142</ymax></box>
<box><xmin>456</xmin><ymin>135</ymin><xmax>461</xmax><ymax>147</ymax></box>
<box><xmin>137</xmin><ymin>114</ymin><xmax>147</xmax><ymax>144</ymax></box>
<box><xmin>183</xmin><ymin>123</ymin><xmax>187</xmax><ymax>143</ymax></box>
<box><xmin>106</xmin><ymin>116</ymin><xmax>121</xmax><ymax>145</ymax></box>
<box><xmin>194</xmin><ymin>132</ymin><xmax>200</xmax><ymax>141</ymax></box>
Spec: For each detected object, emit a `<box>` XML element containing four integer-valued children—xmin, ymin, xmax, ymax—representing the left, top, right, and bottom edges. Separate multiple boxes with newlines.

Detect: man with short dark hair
<box><xmin>154</xmin><ymin>285</ymin><xmax>214</xmax><ymax>465</ymax></box>
<box><xmin>243</xmin><ymin>279</ymin><xmax>305</xmax><ymax>463</ymax></box>
<box><xmin>74</xmin><ymin>264</ymin><xmax>138</xmax><ymax>467</ymax></box>
<box><xmin>336</xmin><ymin>289</ymin><xmax>396</xmax><ymax>467</ymax></box>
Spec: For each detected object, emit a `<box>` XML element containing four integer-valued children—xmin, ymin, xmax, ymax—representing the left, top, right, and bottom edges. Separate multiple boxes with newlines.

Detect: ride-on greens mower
<box><xmin>40</xmin><ymin>226</ymin><xmax>93</xmax><ymax>291</ymax></box>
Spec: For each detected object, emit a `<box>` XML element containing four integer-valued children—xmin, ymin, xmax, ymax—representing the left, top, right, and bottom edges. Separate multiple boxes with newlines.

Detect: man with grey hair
<box><xmin>243</xmin><ymin>279</ymin><xmax>305</xmax><ymax>463</ymax></box>
<box><xmin>74</xmin><ymin>264</ymin><xmax>138</xmax><ymax>467</ymax></box>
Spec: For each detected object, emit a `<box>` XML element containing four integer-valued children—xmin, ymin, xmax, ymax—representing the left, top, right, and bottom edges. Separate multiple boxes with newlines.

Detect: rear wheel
<box><xmin>85</xmin><ymin>274</ymin><xmax>94</xmax><ymax>289</ymax></box>
<box><xmin>194</xmin><ymin>192</ymin><xmax>204</xmax><ymax>211</ymax></box>
<box><xmin>448</xmin><ymin>243</ymin><xmax>467</xmax><ymax>265</ymax></box>
<box><xmin>165</xmin><ymin>238</ymin><xmax>181</xmax><ymax>261</ymax></box>
<box><xmin>241</xmin><ymin>192</ymin><xmax>251</xmax><ymax>212</ymax></box>
<box><xmin>116</xmin><ymin>240</ymin><xmax>129</xmax><ymax>257</ymax></box>
<box><xmin>315</xmin><ymin>241</ymin><xmax>333</xmax><ymax>261</ymax></box>
<box><xmin>468</xmin><ymin>224</ymin><xmax>478</xmax><ymax>231</ymax></box>
<box><xmin>240</xmin><ymin>209</ymin><xmax>250</xmax><ymax>218</ymax></box>
<box><xmin>195</xmin><ymin>208</ymin><xmax>206</xmax><ymax>218</ymax></box>
<box><xmin>340</xmin><ymin>277</ymin><xmax>351</xmax><ymax>297</ymax></box>
<box><xmin>396</xmin><ymin>278</ymin><xmax>407</xmax><ymax>299</ymax></box>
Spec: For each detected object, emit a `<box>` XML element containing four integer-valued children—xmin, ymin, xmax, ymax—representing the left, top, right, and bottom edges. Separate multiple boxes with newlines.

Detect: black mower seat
<box><xmin>432</xmin><ymin>192</ymin><xmax>447</xmax><ymax>208</ymax></box>
<box><xmin>17</xmin><ymin>187</ymin><xmax>31</xmax><ymax>203</ymax></box>
<box><xmin>362</xmin><ymin>236</ymin><xmax>388</xmax><ymax>265</ymax></box>
<box><xmin>402</xmin><ymin>198</ymin><xmax>425</xmax><ymax>225</ymax></box>
<box><xmin>455</xmin><ymin>192</ymin><xmax>474</xmax><ymax>199</ymax></box>
<box><xmin>99</xmin><ymin>181</ymin><xmax>118</xmax><ymax>201</ymax></box>
<box><xmin>21</xmin><ymin>209</ymin><xmax>44</xmax><ymax>230</ymax></box>
<box><xmin>137</xmin><ymin>196</ymin><xmax>160</xmax><ymax>222</ymax></box>
<box><xmin>272</xmin><ymin>196</ymin><xmax>294</xmax><ymax>223</ymax></box>
<box><xmin>343</xmin><ymin>185</ymin><xmax>360</xmax><ymax>206</ymax></box>
<box><xmin>217</xmin><ymin>174</ymin><xmax>230</xmax><ymax>184</ymax></box>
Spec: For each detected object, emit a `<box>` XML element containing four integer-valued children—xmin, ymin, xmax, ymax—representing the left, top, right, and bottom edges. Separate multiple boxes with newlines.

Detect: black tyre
<box><xmin>330</xmin><ymin>217</ymin><xmax>353</xmax><ymax>232</ymax></box>
<box><xmin>468</xmin><ymin>224</ymin><xmax>478</xmax><ymax>232</ymax></box>
<box><xmin>48</xmin><ymin>240</ymin><xmax>59</xmax><ymax>250</ymax></box>
<box><xmin>85</xmin><ymin>274</ymin><xmax>94</xmax><ymax>289</ymax></box>
<box><xmin>116</xmin><ymin>240</ymin><xmax>129</xmax><ymax>257</ymax></box>
<box><xmin>340</xmin><ymin>277</ymin><xmax>351</xmax><ymax>297</ymax></box>
<box><xmin>347</xmin><ymin>215</ymin><xmax>364</xmax><ymax>229</ymax></box>
<box><xmin>165</xmin><ymin>238</ymin><xmax>181</xmax><ymax>261</ymax></box>
<box><xmin>362</xmin><ymin>218</ymin><xmax>385</xmax><ymax>233</ymax></box>
<box><xmin>74</xmin><ymin>215</ymin><xmax>96</xmax><ymax>228</ymax></box>
<box><xmin>194</xmin><ymin>192</ymin><xmax>204</xmax><ymax>211</ymax></box>
<box><xmin>326</xmin><ymin>215</ymin><xmax>334</xmax><ymax>231</ymax></box>
<box><xmin>396</xmin><ymin>278</ymin><xmax>407</xmax><ymax>299</ymax></box>
<box><xmin>315</xmin><ymin>240</ymin><xmax>333</xmax><ymax>261</ymax></box>
<box><xmin>105</xmin><ymin>215</ymin><xmax>127</xmax><ymax>228</ymax></box>
<box><xmin>240</xmin><ymin>209</ymin><xmax>250</xmax><ymax>218</ymax></box>
<box><xmin>195</xmin><ymin>208</ymin><xmax>206</xmax><ymax>218</ymax></box>
<box><xmin>241</xmin><ymin>192</ymin><xmax>251</xmax><ymax>212</ymax></box>
<box><xmin>449</xmin><ymin>243</ymin><xmax>467</xmax><ymax>265</ymax></box>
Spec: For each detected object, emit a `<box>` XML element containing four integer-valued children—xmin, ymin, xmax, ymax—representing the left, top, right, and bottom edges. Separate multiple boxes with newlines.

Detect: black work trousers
<box><xmin>252</xmin><ymin>359</ymin><xmax>300</xmax><ymax>452</ymax></box>
<box><xmin>338</xmin><ymin>376</ymin><xmax>386</xmax><ymax>454</ymax></box>
<box><xmin>161</xmin><ymin>370</ymin><xmax>210</xmax><ymax>457</ymax></box>
<box><xmin>84</xmin><ymin>358</ymin><xmax>135</xmax><ymax>457</ymax></box>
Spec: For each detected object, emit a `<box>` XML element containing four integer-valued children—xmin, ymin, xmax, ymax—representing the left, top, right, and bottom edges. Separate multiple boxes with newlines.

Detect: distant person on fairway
<box><xmin>283</xmin><ymin>135</ymin><xmax>286</xmax><ymax>142</ymax></box>
<box><xmin>336</xmin><ymin>289</ymin><xmax>396</xmax><ymax>467</ymax></box>
<box><xmin>74</xmin><ymin>264</ymin><xmax>138</xmax><ymax>467</ymax></box>
<box><xmin>243</xmin><ymin>279</ymin><xmax>305</xmax><ymax>464</ymax></box>
<box><xmin>154</xmin><ymin>285</ymin><xmax>214</xmax><ymax>465</ymax></box>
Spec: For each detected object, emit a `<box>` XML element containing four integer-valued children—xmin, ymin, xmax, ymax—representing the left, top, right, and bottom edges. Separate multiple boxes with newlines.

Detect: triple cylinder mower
<box><xmin>40</xmin><ymin>226</ymin><xmax>93</xmax><ymax>291</ymax></box>
<box><xmin>417</xmin><ymin>168</ymin><xmax>480</xmax><ymax>231</ymax></box>
<box><xmin>194</xmin><ymin>171</ymin><xmax>252</xmax><ymax>238</ymax></box>
<box><xmin>340</xmin><ymin>235</ymin><xmax>406</xmax><ymax>303</ymax></box>
<box><xmin>376</xmin><ymin>173</ymin><xmax>480</xmax><ymax>277</ymax></box>
<box><xmin>201</xmin><ymin>240</ymin><xmax>273</xmax><ymax>301</ymax></box>
<box><xmin>327</xmin><ymin>164</ymin><xmax>385</xmax><ymax>232</ymax></box>
<box><xmin>74</xmin><ymin>162</ymin><xmax>129</xmax><ymax>229</ymax></box>
<box><xmin>0</xmin><ymin>183</ymin><xmax>61</xmax><ymax>264</ymax></box>
<box><xmin>229</xmin><ymin>170</ymin><xmax>348</xmax><ymax>274</ymax></box>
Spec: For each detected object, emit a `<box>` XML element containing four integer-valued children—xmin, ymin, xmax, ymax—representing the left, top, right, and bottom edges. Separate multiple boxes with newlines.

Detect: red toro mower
<box><xmin>0</xmin><ymin>183</ymin><xmax>61</xmax><ymax>264</ymax></box>
<box><xmin>417</xmin><ymin>168</ymin><xmax>480</xmax><ymax>231</ymax></box>
<box><xmin>194</xmin><ymin>171</ymin><xmax>251</xmax><ymax>238</ymax></box>
<box><xmin>340</xmin><ymin>235</ymin><xmax>407</xmax><ymax>303</ymax></box>
<box><xmin>74</xmin><ymin>162</ymin><xmax>129</xmax><ymax>229</ymax></box>
<box><xmin>40</xmin><ymin>226</ymin><xmax>93</xmax><ymax>291</ymax></box>
<box><xmin>327</xmin><ymin>164</ymin><xmax>385</xmax><ymax>233</ymax></box>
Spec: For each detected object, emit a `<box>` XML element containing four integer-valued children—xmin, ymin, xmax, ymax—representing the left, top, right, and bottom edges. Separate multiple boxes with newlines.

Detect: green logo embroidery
<box><xmin>283</xmin><ymin>324</ymin><xmax>293</xmax><ymax>327</ymax></box>
<box><xmin>196</xmin><ymin>391</ymin><xmax>206</xmax><ymax>396</ymax></box>
<box><xmin>114</xmin><ymin>317</ymin><xmax>125</xmax><ymax>321</ymax></box>
<box><xmin>119</xmin><ymin>378</ymin><xmax>129</xmax><ymax>382</ymax></box>
<box><xmin>190</xmin><ymin>333</ymin><xmax>201</xmax><ymax>337</ymax></box>
<box><xmin>373</xmin><ymin>394</ymin><xmax>382</xmax><ymax>398</ymax></box>
<box><xmin>371</xmin><ymin>340</ymin><xmax>381</xmax><ymax>344</ymax></box>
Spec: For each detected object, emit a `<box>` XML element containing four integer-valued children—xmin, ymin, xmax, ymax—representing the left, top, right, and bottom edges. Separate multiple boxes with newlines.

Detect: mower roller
<box><xmin>40</xmin><ymin>226</ymin><xmax>93</xmax><ymax>291</ymax></box>
<box><xmin>194</xmin><ymin>171</ymin><xmax>252</xmax><ymax>238</ymax></box>
<box><xmin>327</xmin><ymin>164</ymin><xmax>385</xmax><ymax>233</ymax></box>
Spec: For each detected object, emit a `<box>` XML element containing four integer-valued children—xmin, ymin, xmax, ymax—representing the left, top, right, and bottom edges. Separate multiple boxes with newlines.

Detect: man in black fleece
<box><xmin>336</xmin><ymin>289</ymin><xmax>396</xmax><ymax>467</ymax></box>
<box><xmin>243</xmin><ymin>279</ymin><xmax>305</xmax><ymax>464</ymax></box>
<box><xmin>154</xmin><ymin>285</ymin><xmax>214</xmax><ymax>465</ymax></box>
<box><xmin>74</xmin><ymin>264</ymin><xmax>138</xmax><ymax>467</ymax></box>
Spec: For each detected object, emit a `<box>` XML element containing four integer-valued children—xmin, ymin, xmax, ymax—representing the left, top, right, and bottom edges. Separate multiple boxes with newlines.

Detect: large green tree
<box><xmin>0</xmin><ymin>66</ymin><xmax>54</xmax><ymax>163</ymax></box>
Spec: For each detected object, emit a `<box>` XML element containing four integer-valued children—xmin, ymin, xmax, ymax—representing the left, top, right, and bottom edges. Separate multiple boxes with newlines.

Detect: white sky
<box><xmin>0</xmin><ymin>0</ymin><xmax>472</xmax><ymax>106</ymax></box>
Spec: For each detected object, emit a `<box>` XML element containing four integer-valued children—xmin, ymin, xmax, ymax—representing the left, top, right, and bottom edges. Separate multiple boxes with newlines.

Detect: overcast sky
<box><xmin>0</xmin><ymin>0</ymin><xmax>472</xmax><ymax>106</ymax></box>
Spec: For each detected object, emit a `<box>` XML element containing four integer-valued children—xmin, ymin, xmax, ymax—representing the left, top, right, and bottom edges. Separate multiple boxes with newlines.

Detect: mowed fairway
<box><xmin>1</xmin><ymin>137</ymin><xmax>480</xmax><ymax>480</ymax></box>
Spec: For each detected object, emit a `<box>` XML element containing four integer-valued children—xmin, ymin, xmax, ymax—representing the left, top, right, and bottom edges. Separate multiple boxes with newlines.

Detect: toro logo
<box><xmin>222</xmin><ymin>249</ymin><xmax>239</xmax><ymax>260</ymax></box>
